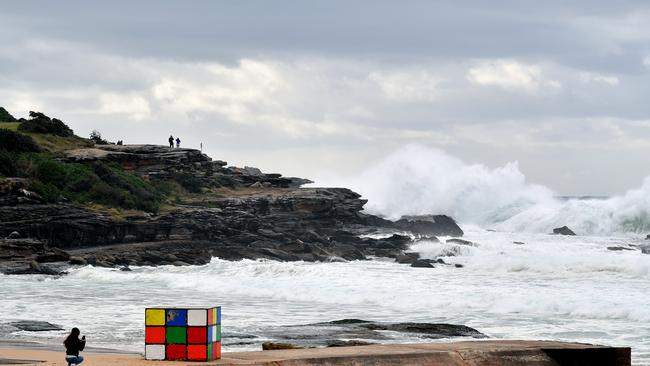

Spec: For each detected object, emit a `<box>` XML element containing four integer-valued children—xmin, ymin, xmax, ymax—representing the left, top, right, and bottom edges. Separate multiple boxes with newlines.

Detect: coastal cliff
<box><xmin>0</xmin><ymin>115</ymin><xmax>463</xmax><ymax>275</ymax></box>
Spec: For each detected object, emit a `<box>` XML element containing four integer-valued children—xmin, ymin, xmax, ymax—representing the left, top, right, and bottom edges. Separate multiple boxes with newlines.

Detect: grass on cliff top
<box><xmin>26</xmin><ymin>132</ymin><xmax>93</xmax><ymax>152</ymax></box>
<box><xmin>0</xmin><ymin>122</ymin><xmax>20</xmax><ymax>131</ymax></box>
<box><xmin>0</xmin><ymin>122</ymin><xmax>92</xmax><ymax>152</ymax></box>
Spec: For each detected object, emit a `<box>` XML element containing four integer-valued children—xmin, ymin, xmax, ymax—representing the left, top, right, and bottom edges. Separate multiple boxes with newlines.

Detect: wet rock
<box><xmin>446</xmin><ymin>238</ymin><xmax>476</xmax><ymax>246</ymax></box>
<box><xmin>68</xmin><ymin>256</ymin><xmax>87</xmax><ymax>265</ymax></box>
<box><xmin>553</xmin><ymin>226</ymin><xmax>576</xmax><ymax>236</ymax></box>
<box><xmin>415</xmin><ymin>236</ymin><xmax>440</xmax><ymax>243</ymax></box>
<box><xmin>36</xmin><ymin>248</ymin><xmax>70</xmax><ymax>263</ymax></box>
<box><xmin>410</xmin><ymin>259</ymin><xmax>434</xmax><ymax>268</ymax></box>
<box><xmin>262</xmin><ymin>342</ymin><xmax>304</xmax><ymax>350</ymax></box>
<box><xmin>454</xmin><ymin>264</ymin><xmax>464</xmax><ymax>268</ymax></box>
<box><xmin>646</xmin><ymin>234</ymin><xmax>650</xmax><ymax>240</ymax></box>
<box><xmin>360</xmin><ymin>322</ymin><xmax>486</xmax><ymax>339</ymax></box>
<box><xmin>395</xmin><ymin>252</ymin><xmax>420</xmax><ymax>264</ymax></box>
<box><xmin>393</xmin><ymin>215</ymin><xmax>463</xmax><ymax>237</ymax></box>
<box><xmin>7</xmin><ymin>231</ymin><xmax>20</xmax><ymax>239</ymax></box>
<box><xmin>120</xmin><ymin>266</ymin><xmax>132</xmax><ymax>271</ymax></box>
<box><xmin>607</xmin><ymin>246</ymin><xmax>634</xmax><ymax>251</ymax></box>
<box><xmin>326</xmin><ymin>340</ymin><xmax>376</xmax><ymax>347</ymax></box>
<box><xmin>9</xmin><ymin>320</ymin><xmax>63</xmax><ymax>331</ymax></box>
<box><xmin>513</xmin><ymin>241</ymin><xmax>525</xmax><ymax>245</ymax></box>
<box><xmin>434</xmin><ymin>258</ymin><xmax>446</xmax><ymax>264</ymax></box>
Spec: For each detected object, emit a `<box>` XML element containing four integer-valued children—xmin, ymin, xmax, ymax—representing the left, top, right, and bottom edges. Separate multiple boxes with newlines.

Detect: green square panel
<box><xmin>166</xmin><ymin>326</ymin><xmax>187</xmax><ymax>344</ymax></box>
<box><xmin>208</xmin><ymin>343</ymin><xmax>213</xmax><ymax>360</ymax></box>
<box><xmin>217</xmin><ymin>324</ymin><xmax>221</xmax><ymax>341</ymax></box>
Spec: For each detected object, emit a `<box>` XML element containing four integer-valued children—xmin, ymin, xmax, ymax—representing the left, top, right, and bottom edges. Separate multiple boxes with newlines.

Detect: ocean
<box><xmin>2</xmin><ymin>145</ymin><xmax>649</xmax><ymax>364</ymax></box>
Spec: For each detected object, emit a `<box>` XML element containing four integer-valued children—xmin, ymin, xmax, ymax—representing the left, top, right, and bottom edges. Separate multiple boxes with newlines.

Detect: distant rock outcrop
<box><xmin>552</xmin><ymin>226</ymin><xmax>576</xmax><ymax>236</ymax></box>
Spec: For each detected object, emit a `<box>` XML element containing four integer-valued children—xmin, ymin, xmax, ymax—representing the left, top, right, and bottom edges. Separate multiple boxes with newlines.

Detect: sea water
<box><xmin>1</xmin><ymin>230</ymin><xmax>648</xmax><ymax>363</ymax></box>
<box><xmin>2</xmin><ymin>145</ymin><xmax>650</xmax><ymax>364</ymax></box>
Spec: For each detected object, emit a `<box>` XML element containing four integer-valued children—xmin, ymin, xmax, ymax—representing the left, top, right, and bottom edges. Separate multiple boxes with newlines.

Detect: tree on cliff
<box><xmin>0</xmin><ymin>107</ymin><xmax>16</xmax><ymax>122</ymax></box>
<box><xmin>18</xmin><ymin>111</ymin><xmax>74</xmax><ymax>137</ymax></box>
<box><xmin>89</xmin><ymin>130</ymin><xmax>109</xmax><ymax>145</ymax></box>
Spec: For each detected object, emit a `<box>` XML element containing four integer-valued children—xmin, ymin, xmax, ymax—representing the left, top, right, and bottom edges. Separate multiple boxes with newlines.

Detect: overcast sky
<box><xmin>2</xmin><ymin>1</ymin><xmax>650</xmax><ymax>195</ymax></box>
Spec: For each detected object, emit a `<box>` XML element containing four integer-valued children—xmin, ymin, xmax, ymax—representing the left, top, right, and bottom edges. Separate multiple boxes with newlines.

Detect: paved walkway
<box><xmin>0</xmin><ymin>340</ymin><xmax>631</xmax><ymax>365</ymax></box>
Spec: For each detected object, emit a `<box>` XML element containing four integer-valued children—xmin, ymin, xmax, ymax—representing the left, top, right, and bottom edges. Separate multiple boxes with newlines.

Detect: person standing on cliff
<box><xmin>64</xmin><ymin>327</ymin><xmax>86</xmax><ymax>365</ymax></box>
<box><xmin>168</xmin><ymin>135</ymin><xmax>174</xmax><ymax>148</ymax></box>
<box><xmin>176</xmin><ymin>137</ymin><xmax>181</xmax><ymax>148</ymax></box>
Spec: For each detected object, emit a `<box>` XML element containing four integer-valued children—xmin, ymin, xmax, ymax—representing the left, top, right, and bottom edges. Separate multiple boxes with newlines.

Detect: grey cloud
<box><xmin>2</xmin><ymin>1</ymin><xmax>650</xmax><ymax>195</ymax></box>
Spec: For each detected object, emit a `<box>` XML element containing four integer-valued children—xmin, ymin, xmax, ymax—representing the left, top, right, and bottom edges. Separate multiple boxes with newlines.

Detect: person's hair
<box><xmin>64</xmin><ymin>327</ymin><xmax>80</xmax><ymax>348</ymax></box>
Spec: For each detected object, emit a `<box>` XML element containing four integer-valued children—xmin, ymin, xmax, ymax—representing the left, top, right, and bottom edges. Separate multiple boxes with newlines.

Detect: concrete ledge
<box><xmin>216</xmin><ymin>341</ymin><xmax>631</xmax><ymax>366</ymax></box>
<box><xmin>0</xmin><ymin>340</ymin><xmax>632</xmax><ymax>365</ymax></box>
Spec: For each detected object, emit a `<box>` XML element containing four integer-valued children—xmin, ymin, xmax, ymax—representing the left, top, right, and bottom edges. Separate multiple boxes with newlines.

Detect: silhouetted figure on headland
<box><xmin>176</xmin><ymin>137</ymin><xmax>181</xmax><ymax>148</ymax></box>
<box><xmin>64</xmin><ymin>327</ymin><xmax>86</xmax><ymax>365</ymax></box>
<box><xmin>168</xmin><ymin>135</ymin><xmax>174</xmax><ymax>148</ymax></box>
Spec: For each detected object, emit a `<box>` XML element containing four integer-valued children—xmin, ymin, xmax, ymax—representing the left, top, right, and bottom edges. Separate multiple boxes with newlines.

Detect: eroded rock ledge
<box><xmin>0</xmin><ymin>145</ymin><xmax>464</xmax><ymax>274</ymax></box>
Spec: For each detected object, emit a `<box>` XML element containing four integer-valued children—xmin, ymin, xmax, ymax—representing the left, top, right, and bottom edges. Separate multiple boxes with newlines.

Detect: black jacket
<box><xmin>65</xmin><ymin>337</ymin><xmax>86</xmax><ymax>356</ymax></box>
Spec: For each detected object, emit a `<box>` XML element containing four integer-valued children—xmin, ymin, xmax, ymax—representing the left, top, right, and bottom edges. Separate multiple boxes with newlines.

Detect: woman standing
<box><xmin>64</xmin><ymin>327</ymin><xmax>86</xmax><ymax>365</ymax></box>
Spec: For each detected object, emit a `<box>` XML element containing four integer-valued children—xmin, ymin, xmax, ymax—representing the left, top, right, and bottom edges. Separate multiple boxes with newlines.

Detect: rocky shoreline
<box><xmin>0</xmin><ymin>145</ymin><xmax>464</xmax><ymax>275</ymax></box>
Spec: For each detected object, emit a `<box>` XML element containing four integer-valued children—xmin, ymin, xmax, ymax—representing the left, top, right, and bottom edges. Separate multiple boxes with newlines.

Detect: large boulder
<box><xmin>393</xmin><ymin>215</ymin><xmax>464</xmax><ymax>237</ymax></box>
<box><xmin>553</xmin><ymin>226</ymin><xmax>576</xmax><ymax>236</ymax></box>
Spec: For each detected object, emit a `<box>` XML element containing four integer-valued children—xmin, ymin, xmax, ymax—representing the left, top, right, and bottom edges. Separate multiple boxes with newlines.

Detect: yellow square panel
<box><xmin>145</xmin><ymin>309</ymin><xmax>165</xmax><ymax>326</ymax></box>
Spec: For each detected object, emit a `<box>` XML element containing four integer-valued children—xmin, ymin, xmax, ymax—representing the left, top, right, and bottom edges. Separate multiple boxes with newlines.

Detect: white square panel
<box><xmin>188</xmin><ymin>309</ymin><xmax>207</xmax><ymax>326</ymax></box>
<box><xmin>145</xmin><ymin>344</ymin><xmax>165</xmax><ymax>360</ymax></box>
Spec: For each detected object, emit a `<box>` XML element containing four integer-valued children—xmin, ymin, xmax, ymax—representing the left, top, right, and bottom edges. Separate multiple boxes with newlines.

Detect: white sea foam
<box><xmin>342</xmin><ymin>144</ymin><xmax>650</xmax><ymax>235</ymax></box>
<box><xmin>2</xmin><ymin>232</ymin><xmax>650</xmax><ymax>363</ymax></box>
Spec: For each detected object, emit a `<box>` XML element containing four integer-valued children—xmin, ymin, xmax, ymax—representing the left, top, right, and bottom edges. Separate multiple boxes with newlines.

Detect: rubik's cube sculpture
<box><xmin>145</xmin><ymin>307</ymin><xmax>221</xmax><ymax>361</ymax></box>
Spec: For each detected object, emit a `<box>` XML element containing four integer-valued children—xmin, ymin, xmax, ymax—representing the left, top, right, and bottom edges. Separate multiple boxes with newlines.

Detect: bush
<box><xmin>0</xmin><ymin>150</ymin><xmax>17</xmax><ymax>176</ymax></box>
<box><xmin>89</xmin><ymin>130</ymin><xmax>109</xmax><ymax>145</ymax></box>
<box><xmin>18</xmin><ymin>111</ymin><xmax>74</xmax><ymax>137</ymax></box>
<box><xmin>0</xmin><ymin>107</ymin><xmax>16</xmax><ymax>122</ymax></box>
<box><xmin>16</xmin><ymin>154</ymin><xmax>160</xmax><ymax>211</ymax></box>
<box><xmin>0</xmin><ymin>129</ymin><xmax>41</xmax><ymax>152</ymax></box>
<box><xmin>172</xmin><ymin>172</ymin><xmax>203</xmax><ymax>193</ymax></box>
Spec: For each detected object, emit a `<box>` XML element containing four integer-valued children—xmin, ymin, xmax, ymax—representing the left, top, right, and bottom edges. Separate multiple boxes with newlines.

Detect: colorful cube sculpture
<box><xmin>145</xmin><ymin>307</ymin><xmax>221</xmax><ymax>361</ymax></box>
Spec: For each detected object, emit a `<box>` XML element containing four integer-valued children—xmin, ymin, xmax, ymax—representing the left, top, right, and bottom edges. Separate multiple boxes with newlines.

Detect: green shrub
<box><xmin>0</xmin><ymin>129</ymin><xmax>41</xmax><ymax>152</ymax></box>
<box><xmin>16</xmin><ymin>154</ymin><xmax>160</xmax><ymax>211</ymax></box>
<box><xmin>172</xmin><ymin>172</ymin><xmax>203</xmax><ymax>193</ymax></box>
<box><xmin>0</xmin><ymin>107</ymin><xmax>16</xmax><ymax>122</ymax></box>
<box><xmin>0</xmin><ymin>150</ymin><xmax>17</xmax><ymax>176</ymax></box>
<box><xmin>29</xmin><ymin>180</ymin><xmax>61</xmax><ymax>202</ymax></box>
<box><xmin>18</xmin><ymin>111</ymin><xmax>74</xmax><ymax>137</ymax></box>
<box><xmin>89</xmin><ymin>130</ymin><xmax>109</xmax><ymax>145</ymax></box>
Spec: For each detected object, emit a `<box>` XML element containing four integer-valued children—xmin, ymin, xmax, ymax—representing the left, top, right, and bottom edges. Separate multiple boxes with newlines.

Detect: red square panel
<box><xmin>145</xmin><ymin>326</ymin><xmax>165</xmax><ymax>344</ymax></box>
<box><xmin>166</xmin><ymin>344</ymin><xmax>186</xmax><ymax>361</ymax></box>
<box><xmin>187</xmin><ymin>326</ymin><xmax>207</xmax><ymax>344</ymax></box>
<box><xmin>188</xmin><ymin>344</ymin><xmax>207</xmax><ymax>361</ymax></box>
<box><xmin>212</xmin><ymin>342</ymin><xmax>221</xmax><ymax>359</ymax></box>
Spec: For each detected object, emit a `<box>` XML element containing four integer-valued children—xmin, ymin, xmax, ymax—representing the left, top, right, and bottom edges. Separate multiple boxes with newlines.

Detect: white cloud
<box><xmin>466</xmin><ymin>60</ymin><xmax>561</xmax><ymax>92</ymax></box>
<box><xmin>98</xmin><ymin>93</ymin><xmax>151</xmax><ymax>120</ymax></box>
<box><xmin>368</xmin><ymin>69</ymin><xmax>441</xmax><ymax>102</ymax></box>
<box><xmin>579</xmin><ymin>72</ymin><xmax>620</xmax><ymax>86</ymax></box>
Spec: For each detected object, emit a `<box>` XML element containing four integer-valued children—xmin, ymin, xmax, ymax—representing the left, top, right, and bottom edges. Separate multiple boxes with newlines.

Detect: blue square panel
<box><xmin>166</xmin><ymin>309</ymin><xmax>187</xmax><ymax>326</ymax></box>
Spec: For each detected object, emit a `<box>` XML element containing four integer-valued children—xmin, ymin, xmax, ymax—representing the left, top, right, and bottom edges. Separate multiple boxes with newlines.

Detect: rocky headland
<box><xmin>0</xmin><ymin>144</ymin><xmax>464</xmax><ymax>275</ymax></box>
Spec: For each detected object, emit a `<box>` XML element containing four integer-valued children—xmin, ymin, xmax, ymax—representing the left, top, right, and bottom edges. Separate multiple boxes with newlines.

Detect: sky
<box><xmin>2</xmin><ymin>1</ymin><xmax>650</xmax><ymax>196</ymax></box>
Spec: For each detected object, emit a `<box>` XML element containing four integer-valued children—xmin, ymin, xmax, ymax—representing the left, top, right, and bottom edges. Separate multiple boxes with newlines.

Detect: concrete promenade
<box><xmin>0</xmin><ymin>340</ymin><xmax>631</xmax><ymax>365</ymax></box>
